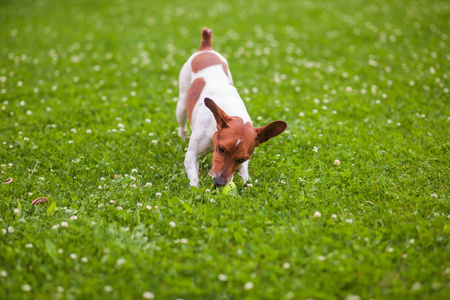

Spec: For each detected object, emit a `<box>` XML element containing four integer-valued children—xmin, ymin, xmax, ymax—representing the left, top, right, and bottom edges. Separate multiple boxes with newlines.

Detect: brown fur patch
<box><xmin>186</xmin><ymin>78</ymin><xmax>206</xmax><ymax>124</ymax></box>
<box><xmin>192</xmin><ymin>52</ymin><xmax>228</xmax><ymax>76</ymax></box>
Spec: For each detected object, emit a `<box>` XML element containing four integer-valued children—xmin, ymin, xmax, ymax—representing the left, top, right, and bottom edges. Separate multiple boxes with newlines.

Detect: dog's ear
<box><xmin>255</xmin><ymin>121</ymin><xmax>287</xmax><ymax>146</ymax></box>
<box><xmin>204</xmin><ymin>98</ymin><xmax>232</xmax><ymax>130</ymax></box>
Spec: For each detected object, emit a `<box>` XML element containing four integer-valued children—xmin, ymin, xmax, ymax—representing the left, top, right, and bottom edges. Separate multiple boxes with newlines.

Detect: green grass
<box><xmin>1</xmin><ymin>0</ymin><xmax>449</xmax><ymax>299</ymax></box>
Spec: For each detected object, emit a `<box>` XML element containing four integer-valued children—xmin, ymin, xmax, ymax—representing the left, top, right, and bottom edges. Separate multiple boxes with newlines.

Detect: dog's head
<box><xmin>204</xmin><ymin>98</ymin><xmax>287</xmax><ymax>186</ymax></box>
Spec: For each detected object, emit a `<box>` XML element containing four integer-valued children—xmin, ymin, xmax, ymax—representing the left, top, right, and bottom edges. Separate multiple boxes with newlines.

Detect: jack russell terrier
<box><xmin>177</xmin><ymin>28</ymin><xmax>287</xmax><ymax>187</ymax></box>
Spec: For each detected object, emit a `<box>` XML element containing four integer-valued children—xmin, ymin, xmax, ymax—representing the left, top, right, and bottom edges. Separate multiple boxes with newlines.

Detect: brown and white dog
<box><xmin>177</xmin><ymin>28</ymin><xmax>287</xmax><ymax>187</ymax></box>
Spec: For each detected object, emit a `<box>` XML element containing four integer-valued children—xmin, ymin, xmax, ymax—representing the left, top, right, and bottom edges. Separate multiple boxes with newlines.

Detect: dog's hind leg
<box><xmin>177</xmin><ymin>62</ymin><xmax>191</xmax><ymax>141</ymax></box>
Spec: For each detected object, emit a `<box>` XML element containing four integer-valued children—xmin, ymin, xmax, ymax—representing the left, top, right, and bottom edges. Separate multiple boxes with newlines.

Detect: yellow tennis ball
<box><xmin>221</xmin><ymin>181</ymin><xmax>237</xmax><ymax>195</ymax></box>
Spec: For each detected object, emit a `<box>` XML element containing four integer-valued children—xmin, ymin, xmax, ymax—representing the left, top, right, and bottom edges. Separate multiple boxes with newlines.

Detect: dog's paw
<box><xmin>178</xmin><ymin>128</ymin><xmax>187</xmax><ymax>141</ymax></box>
<box><xmin>189</xmin><ymin>179</ymin><xmax>199</xmax><ymax>188</ymax></box>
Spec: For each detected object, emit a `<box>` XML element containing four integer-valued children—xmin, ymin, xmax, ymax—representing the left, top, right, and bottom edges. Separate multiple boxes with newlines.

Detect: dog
<box><xmin>177</xmin><ymin>28</ymin><xmax>287</xmax><ymax>187</ymax></box>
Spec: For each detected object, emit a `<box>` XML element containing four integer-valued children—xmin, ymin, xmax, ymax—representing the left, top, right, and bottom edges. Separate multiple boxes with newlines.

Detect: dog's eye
<box><xmin>218</xmin><ymin>146</ymin><xmax>225</xmax><ymax>154</ymax></box>
<box><xmin>237</xmin><ymin>158</ymin><xmax>247</xmax><ymax>164</ymax></box>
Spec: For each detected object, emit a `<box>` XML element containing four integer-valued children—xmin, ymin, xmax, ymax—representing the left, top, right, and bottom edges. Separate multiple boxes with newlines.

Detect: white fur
<box><xmin>177</xmin><ymin>50</ymin><xmax>252</xmax><ymax>187</ymax></box>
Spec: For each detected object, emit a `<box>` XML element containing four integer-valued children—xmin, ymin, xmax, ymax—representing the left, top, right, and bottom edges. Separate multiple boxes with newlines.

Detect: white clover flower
<box><xmin>70</xmin><ymin>216</ymin><xmax>78</xmax><ymax>220</ymax></box>
<box><xmin>180</xmin><ymin>238</ymin><xmax>188</xmax><ymax>244</ymax></box>
<box><xmin>7</xmin><ymin>226</ymin><xmax>14</xmax><ymax>233</ymax></box>
<box><xmin>104</xmin><ymin>286</ymin><xmax>113</xmax><ymax>292</ymax></box>
<box><xmin>1</xmin><ymin>229</ymin><xmax>6</xmax><ymax>235</ymax></box>
<box><xmin>331</xmin><ymin>214</ymin><xmax>337</xmax><ymax>219</ymax></box>
<box><xmin>39</xmin><ymin>177</ymin><xmax>44</xmax><ymax>181</ymax></box>
<box><xmin>244</xmin><ymin>282</ymin><xmax>254</xmax><ymax>290</ymax></box>
<box><xmin>313</xmin><ymin>146</ymin><xmax>318</xmax><ymax>152</ymax></box>
<box><xmin>13</xmin><ymin>208</ymin><xmax>19</xmax><ymax>214</ymax></box>
<box><xmin>21</xmin><ymin>284</ymin><xmax>32</xmax><ymax>292</ymax></box>
<box><xmin>169</xmin><ymin>221</ymin><xmax>176</xmax><ymax>228</ymax></box>
<box><xmin>131</xmin><ymin>169</ymin><xmax>137</xmax><ymax>173</ymax></box>
<box><xmin>0</xmin><ymin>270</ymin><xmax>7</xmax><ymax>277</ymax></box>
<box><xmin>137</xmin><ymin>203</ymin><xmax>143</xmax><ymax>208</ymax></box>
<box><xmin>314</xmin><ymin>211</ymin><xmax>321</xmax><ymax>218</ymax></box>
<box><xmin>81</xmin><ymin>257</ymin><xmax>88</xmax><ymax>263</ymax></box>
<box><xmin>26</xmin><ymin>243</ymin><xmax>33</xmax><ymax>248</ymax></box>
<box><xmin>146</xmin><ymin>205</ymin><xmax>152</xmax><ymax>210</ymax></box>
<box><xmin>61</xmin><ymin>222</ymin><xmax>68</xmax><ymax>228</ymax></box>
<box><xmin>283</xmin><ymin>262</ymin><xmax>291</xmax><ymax>269</ymax></box>
<box><xmin>142</xmin><ymin>291</ymin><xmax>155</xmax><ymax>299</ymax></box>
<box><xmin>334</xmin><ymin>159</ymin><xmax>340</xmax><ymax>165</ymax></box>
<box><xmin>156</xmin><ymin>192</ymin><xmax>161</xmax><ymax>197</ymax></box>
<box><xmin>151</xmin><ymin>140</ymin><xmax>157</xmax><ymax>145</ymax></box>
<box><xmin>117</xmin><ymin>206</ymin><xmax>123</xmax><ymax>210</ymax></box>
<box><xmin>318</xmin><ymin>255</ymin><xmax>326</xmax><ymax>261</ymax></box>
<box><xmin>70</xmin><ymin>253</ymin><xmax>77</xmax><ymax>259</ymax></box>
<box><xmin>145</xmin><ymin>182</ymin><xmax>152</xmax><ymax>187</ymax></box>
<box><xmin>345</xmin><ymin>219</ymin><xmax>353</xmax><ymax>224</ymax></box>
<box><xmin>86</xmin><ymin>129</ymin><xmax>92</xmax><ymax>134</ymax></box>
<box><xmin>218</xmin><ymin>274</ymin><xmax>227</xmax><ymax>281</ymax></box>
<box><xmin>210</xmin><ymin>198</ymin><xmax>216</xmax><ymax>203</ymax></box>
<box><xmin>116</xmin><ymin>258</ymin><xmax>126</xmax><ymax>266</ymax></box>
<box><xmin>110</xmin><ymin>200</ymin><xmax>115</xmax><ymax>204</ymax></box>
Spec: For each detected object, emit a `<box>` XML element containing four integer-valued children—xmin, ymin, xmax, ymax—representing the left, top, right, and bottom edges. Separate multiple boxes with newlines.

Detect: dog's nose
<box><xmin>215</xmin><ymin>177</ymin><xmax>227</xmax><ymax>187</ymax></box>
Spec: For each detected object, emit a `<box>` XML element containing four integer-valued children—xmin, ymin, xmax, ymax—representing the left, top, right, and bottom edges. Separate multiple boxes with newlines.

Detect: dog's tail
<box><xmin>199</xmin><ymin>27</ymin><xmax>213</xmax><ymax>51</ymax></box>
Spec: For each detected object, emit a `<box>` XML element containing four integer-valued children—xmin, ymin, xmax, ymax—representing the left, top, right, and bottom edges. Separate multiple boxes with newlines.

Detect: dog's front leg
<box><xmin>238</xmin><ymin>160</ymin><xmax>250</xmax><ymax>183</ymax></box>
<box><xmin>184</xmin><ymin>150</ymin><xmax>200</xmax><ymax>187</ymax></box>
<box><xmin>184</xmin><ymin>129</ymin><xmax>213</xmax><ymax>187</ymax></box>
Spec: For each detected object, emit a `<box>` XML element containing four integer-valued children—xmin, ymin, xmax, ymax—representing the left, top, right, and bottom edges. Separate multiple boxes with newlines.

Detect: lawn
<box><xmin>0</xmin><ymin>0</ymin><xmax>449</xmax><ymax>299</ymax></box>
